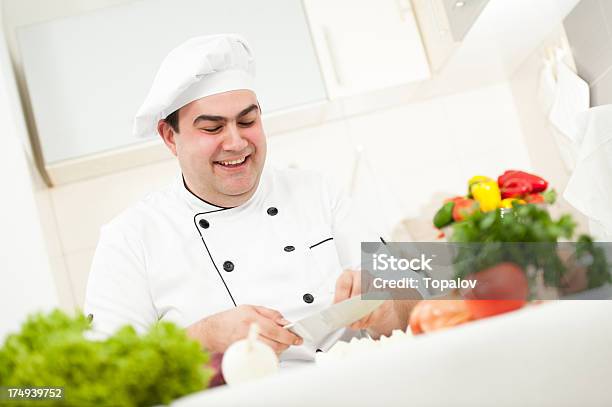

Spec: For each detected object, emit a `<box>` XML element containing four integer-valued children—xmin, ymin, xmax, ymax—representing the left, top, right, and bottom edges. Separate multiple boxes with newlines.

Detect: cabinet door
<box><xmin>303</xmin><ymin>0</ymin><xmax>431</xmax><ymax>98</ymax></box>
<box><xmin>411</xmin><ymin>0</ymin><xmax>459</xmax><ymax>73</ymax></box>
<box><xmin>18</xmin><ymin>0</ymin><xmax>326</xmax><ymax>165</ymax></box>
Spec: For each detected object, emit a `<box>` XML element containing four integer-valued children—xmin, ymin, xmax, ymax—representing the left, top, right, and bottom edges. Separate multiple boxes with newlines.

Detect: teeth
<box><xmin>218</xmin><ymin>157</ymin><xmax>246</xmax><ymax>166</ymax></box>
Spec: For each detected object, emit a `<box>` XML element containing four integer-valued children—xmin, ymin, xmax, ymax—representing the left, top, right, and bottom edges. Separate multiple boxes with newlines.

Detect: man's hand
<box><xmin>186</xmin><ymin>305</ymin><xmax>303</xmax><ymax>354</ymax></box>
<box><xmin>333</xmin><ymin>270</ymin><xmax>417</xmax><ymax>337</ymax></box>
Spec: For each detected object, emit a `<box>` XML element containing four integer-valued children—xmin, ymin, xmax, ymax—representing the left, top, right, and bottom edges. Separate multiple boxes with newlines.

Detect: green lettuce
<box><xmin>0</xmin><ymin>310</ymin><xmax>212</xmax><ymax>406</ymax></box>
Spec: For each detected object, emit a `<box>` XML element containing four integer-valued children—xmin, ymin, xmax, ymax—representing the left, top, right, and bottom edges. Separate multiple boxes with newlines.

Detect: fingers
<box><xmin>235</xmin><ymin>306</ymin><xmax>303</xmax><ymax>355</ymax></box>
<box><xmin>349</xmin><ymin>314</ymin><xmax>372</xmax><ymax>330</ymax></box>
<box><xmin>248</xmin><ymin>306</ymin><xmax>303</xmax><ymax>347</ymax></box>
<box><xmin>334</xmin><ymin>270</ymin><xmax>355</xmax><ymax>303</ymax></box>
<box><xmin>255</xmin><ymin>314</ymin><xmax>303</xmax><ymax>347</ymax></box>
<box><xmin>253</xmin><ymin>306</ymin><xmax>290</xmax><ymax>326</ymax></box>
<box><xmin>350</xmin><ymin>309</ymin><xmax>375</xmax><ymax>330</ymax></box>
<box><xmin>349</xmin><ymin>300</ymin><xmax>390</xmax><ymax>330</ymax></box>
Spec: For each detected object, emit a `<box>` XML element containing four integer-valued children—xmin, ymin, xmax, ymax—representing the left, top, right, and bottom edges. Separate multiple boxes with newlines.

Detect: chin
<box><xmin>220</xmin><ymin>180</ymin><xmax>257</xmax><ymax>197</ymax></box>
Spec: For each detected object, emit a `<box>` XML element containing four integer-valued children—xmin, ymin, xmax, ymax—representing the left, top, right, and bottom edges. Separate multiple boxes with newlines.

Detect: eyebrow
<box><xmin>192</xmin><ymin>104</ymin><xmax>259</xmax><ymax>125</ymax></box>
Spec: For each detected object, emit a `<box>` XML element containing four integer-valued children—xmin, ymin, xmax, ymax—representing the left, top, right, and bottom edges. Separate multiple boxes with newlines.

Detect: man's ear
<box><xmin>157</xmin><ymin>120</ymin><xmax>178</xmax><ymax>156</ymax></box>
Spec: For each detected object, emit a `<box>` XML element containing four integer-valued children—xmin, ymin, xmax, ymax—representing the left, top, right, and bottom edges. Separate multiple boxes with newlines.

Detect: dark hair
<box><xmin>164</xmin><ymin>109</ymin><xmax>180</xmax><ymax>133</ymax></box>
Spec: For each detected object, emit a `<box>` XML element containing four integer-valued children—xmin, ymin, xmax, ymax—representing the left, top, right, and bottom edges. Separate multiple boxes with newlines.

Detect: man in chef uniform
<box><xmin>85</xmin><ymin>34</ymin><xmax>411</xmax><ymax>363</ymax></box>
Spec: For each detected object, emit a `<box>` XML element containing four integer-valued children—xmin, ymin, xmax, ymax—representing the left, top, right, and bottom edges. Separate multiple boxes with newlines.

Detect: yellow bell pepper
<box><xmin>470</xmin><ymin>180</ymin><xmax>501</xmax><ymax>212</ymax></box>
<box><xmin>467</xmin><ymin>175</ymin><xmax>492</xmax><ymax>196</ymax></box>
<box><xmin>499</xmin><ymin>198</ymin><xmax>526</xmax><ymax>209</ymax></box>
<box><xmin>468</xmin><ymin>175</ymin><xmax>492</xmax><ymax>187</ymax></box>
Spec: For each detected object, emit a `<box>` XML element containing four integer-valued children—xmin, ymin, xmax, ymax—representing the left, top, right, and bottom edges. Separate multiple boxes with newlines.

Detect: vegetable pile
<box><xmin>449</xmin><ymin>194</ymin><xmax>610</xmax><ymax>291</ymax></box>
<box><xmin>433</xmin><ymin>170</ymin><xmax>556</xmax><ymax>229</ymax></box>
<box><xmin>417</xmin><ymin>169</ymin><xmax>612</xmax><ymax>336</ymax></box>
<box><xmin>0</xmin><ymin>310</ymin><xmax>213</xmax><ymax>406</ymax></box>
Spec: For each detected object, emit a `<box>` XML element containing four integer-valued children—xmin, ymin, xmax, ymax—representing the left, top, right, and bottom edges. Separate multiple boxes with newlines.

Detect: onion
<box><xmin>221</xmin><ymin>324</ymin><xmax>279</xmax><ymax>385</ymax></box>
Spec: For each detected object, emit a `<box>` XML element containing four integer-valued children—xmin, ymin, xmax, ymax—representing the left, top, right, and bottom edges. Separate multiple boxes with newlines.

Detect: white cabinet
<box><xmin>303</xmin><ymin>0</ymin><xmax>431</xmax><ymax>98</ymax></box>
<box><xmin>411</xmin><ymin>0</ymin><xmax>490</xmax><ymax>73</ymax></box>
<box><xmin>17</xmin><ymin>0</ymin><xmax>326</xmax><ymax>175</ymax></box>
<box><xmin>411</xmin><ymin>0</ymin><xmax>459</xmax><ymax>73</ymax></box>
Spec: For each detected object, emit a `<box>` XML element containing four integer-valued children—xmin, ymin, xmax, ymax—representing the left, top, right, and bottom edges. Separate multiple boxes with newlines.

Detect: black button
<box><xmin>198</xmin><ymin>219</ymin><xmax>209</xmax><ymax>229</ymax></box>
<box><xmin>223</xmin><ymin>261</ymin><xmax>234</xmax><ymax>272</ymax></box>
<box><xmin>303</xmin><ymin>293</ymin><xmax>314</xmax><ymax>303</ymax></box>
<box><xmin>267</xmin><ymin>207</ymin><xmax>278</xmax><ymax>216</ymax></box>
<box><xmin>284</xmin><ymin>245</ymin><xmax>295</xmax><ymax>252</ymax></box>
<box><xmin>316</xmin><ymin>349</ymin><xmax>323</xmax><ymax>353</ymax></box>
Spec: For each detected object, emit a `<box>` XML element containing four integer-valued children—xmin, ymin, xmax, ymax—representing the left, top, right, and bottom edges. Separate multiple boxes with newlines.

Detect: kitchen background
<box><xmin>0</xmin><ymin>0</ymin><xmax>609</xmax><ymax>338</ymax></box>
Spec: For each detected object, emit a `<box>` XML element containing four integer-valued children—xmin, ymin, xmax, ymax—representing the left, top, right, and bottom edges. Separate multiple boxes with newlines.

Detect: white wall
<box><xmin>0</xmin><ymin>11</ymin><xmax>58</xmax><ymax>340</ymax></box>
<box><xmin>46</xmin><ymin>81</ymin><xmax>532</xmax><ymax>307</ymax></box>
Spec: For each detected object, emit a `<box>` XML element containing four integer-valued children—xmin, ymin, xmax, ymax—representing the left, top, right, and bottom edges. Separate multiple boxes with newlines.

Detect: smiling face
<box><xmin>157</xmin><ymin>90</ymin><xmax>267</xmax><ymax>207</ymax></box>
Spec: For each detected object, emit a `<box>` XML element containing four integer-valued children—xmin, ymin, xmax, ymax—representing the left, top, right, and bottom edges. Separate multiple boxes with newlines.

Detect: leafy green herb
<box><xmin>451</xmin><ymin>204</ymin><xmax>575</xmax><ymax>244</ymax></box>
<box><xmin>0</xmin><ymin>310</ymin><xmax>212</xmax><ymax>406</ymax></box>
<box><xmin>542</xmin><ymin>189</ymin><xmax>557</xmax><ymax>204</ymax></box>
<box><xmin>450</xmin><ymin>204</ymin><xmax>610</xmax><ymax>290</ymax></box>
<box><xmin>576</xmin><ymin>235</ymin><xmax>612</xmax><ymax>289</ymax></box>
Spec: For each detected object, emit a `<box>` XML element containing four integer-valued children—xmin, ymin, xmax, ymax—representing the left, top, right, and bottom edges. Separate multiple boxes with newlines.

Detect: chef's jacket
<box><xmin>84</xmin><ymin>167</ymin><xmax>378</xmax><ymax>362</ymax></box>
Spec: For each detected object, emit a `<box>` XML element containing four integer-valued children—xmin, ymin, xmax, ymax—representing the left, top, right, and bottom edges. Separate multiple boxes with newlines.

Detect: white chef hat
<box><xmin>133</xmin><ymin>34</ymin><xmax>256</xmax><ymax>138</ymax></box>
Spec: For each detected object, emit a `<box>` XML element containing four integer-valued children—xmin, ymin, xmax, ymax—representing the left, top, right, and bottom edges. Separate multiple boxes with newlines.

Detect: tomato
<box><xmin>452</xmin><ymin>198</ymin><xmax>479</xmax><ymax>222</ymax></box>
<box><xmin>464</xmin><ymin>300</ymin><xmax>526</xmax><ymax>319</ymax></box>
<box><xmin>444</xmin><ymin>196</ymin><xmax>466</xmax><ymax>204</ymax></box>
<box><xmin>409</xmin><ymin>300</ymin><xmax>472</xmax><ymax>335</ymax></box>
<box><xmin>462</xmin><ymin>262</ymin><xmax>529</xmax><ymax>319</ymax></box>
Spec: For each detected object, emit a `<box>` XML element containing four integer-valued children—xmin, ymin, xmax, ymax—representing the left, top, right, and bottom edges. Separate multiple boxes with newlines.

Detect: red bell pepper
<box><xmin>498</xmin><ymin>171</ymin><xmax>548</xmax><ymax>193</ymax></box>
<box><xmin>499</xmin><ymin>177</ymin><xmax>532</xmax><ymax>199</ymax></box>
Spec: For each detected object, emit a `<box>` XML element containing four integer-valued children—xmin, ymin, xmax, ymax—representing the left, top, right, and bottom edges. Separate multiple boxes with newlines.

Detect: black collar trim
<box><xmin>182</xmin><ymin>175</ymin><xmax>235</xmax><ymax>210</ymax></box>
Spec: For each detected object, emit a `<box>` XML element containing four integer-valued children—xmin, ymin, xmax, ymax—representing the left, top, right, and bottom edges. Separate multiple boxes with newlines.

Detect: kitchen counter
<box><xmin>173</xmin><ymin>300</ymin><xmax>612</xmax><ymax>406</ymax></box>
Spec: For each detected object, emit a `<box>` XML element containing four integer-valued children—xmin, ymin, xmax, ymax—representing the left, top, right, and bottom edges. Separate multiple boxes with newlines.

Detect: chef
<box><xmin>84</xmin><ymin>34</ymin><xmax>412</xmax><ymax>363</ymax></box>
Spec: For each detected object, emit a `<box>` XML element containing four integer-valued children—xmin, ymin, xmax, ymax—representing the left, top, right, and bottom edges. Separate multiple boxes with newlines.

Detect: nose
<box><xmin>221</xmin><ymin>123</ymin><xmax>248</xmax><ymax>152</ymax></box>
